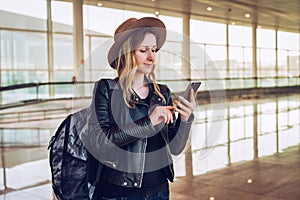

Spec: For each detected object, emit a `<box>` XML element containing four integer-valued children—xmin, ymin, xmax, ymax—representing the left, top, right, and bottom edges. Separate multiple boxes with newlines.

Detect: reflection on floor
<box><xmin>0</xmin><ymin>94</ymin><xmax>299</xmax><ymax>199</ymax></box>
<box><xmin>170</xmin><ymin>145</ymin><xmax>300</xmax><ymax>200</ymax></box>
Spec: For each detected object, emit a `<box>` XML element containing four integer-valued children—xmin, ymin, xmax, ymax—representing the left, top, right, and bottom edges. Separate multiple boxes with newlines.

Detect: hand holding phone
<box><xmin>182</xmin><ymin>82</ymin><xmax>201</xmax><ymax>102</ymax></box>
<box><xmin>175</xmin><ymin>82</ymin><xmax>201</xmax><ymax>122</ymax></box>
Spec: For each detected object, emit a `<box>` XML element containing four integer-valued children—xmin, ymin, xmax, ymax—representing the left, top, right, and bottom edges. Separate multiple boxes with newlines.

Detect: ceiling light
<box><xmin>207</xmin><ymin>7</ymin><xmax>213</xmax><ymax>11</ymax></box>
<box><xmin>231</xmin><ymin>22</ymin><xmax>236</xmax><ymax>25</ymax></box>
<box><xmin>151</xmin><ymin>0</ymin><xmax>156</xmax><ymax>1</ymax></box>
<box><xmin>245</xmin><ymin>13</ymin><xmax>251</xmax><ymax>18</ymax></box>
<box><xmin>97</xmin><ymin>2</ymin><xmax>103</xmax><ymax>7</ymax></box>
<box><xmin>154</xmin><ymin>10</ymin><xmax>160</xmax><ymax>16</ymax></box>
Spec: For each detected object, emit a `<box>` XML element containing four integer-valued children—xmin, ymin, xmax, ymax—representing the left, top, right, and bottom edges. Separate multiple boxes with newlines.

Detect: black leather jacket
<box><xmin>87</xmin><ymin>78</ymin><xmax>194</xmax><ymax>188</ymax></box>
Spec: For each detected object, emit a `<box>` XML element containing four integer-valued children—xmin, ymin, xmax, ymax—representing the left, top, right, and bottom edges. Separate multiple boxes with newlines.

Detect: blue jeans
<box><xmin>99</xmin><ymin>190</ymin><xmax>169</xmax><ymax>200</ymax></box>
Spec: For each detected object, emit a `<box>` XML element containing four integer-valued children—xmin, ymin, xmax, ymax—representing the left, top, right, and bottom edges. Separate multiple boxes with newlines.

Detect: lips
<box><xmin>144</xmin><ymin>63</ymin><xmax>153</xmax><ymax>67</ymax></box>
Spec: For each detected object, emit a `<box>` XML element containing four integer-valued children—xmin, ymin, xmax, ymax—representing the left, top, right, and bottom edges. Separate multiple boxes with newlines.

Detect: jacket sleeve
<box><xmin>162</xmin><ymin>86</ymin><xmax>194</xmax><ymax>155</ymax></box>
<box><xmin>88</xmin><ymin>80</ymin><xmax>156</xmax><ymax>148</ymax></box>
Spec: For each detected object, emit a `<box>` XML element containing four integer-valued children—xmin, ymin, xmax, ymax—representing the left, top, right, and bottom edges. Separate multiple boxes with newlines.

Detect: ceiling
<box><xmin>81</xmin><ymin>0</ymin><xmax>300</xmax><ymax>33</ymax></box>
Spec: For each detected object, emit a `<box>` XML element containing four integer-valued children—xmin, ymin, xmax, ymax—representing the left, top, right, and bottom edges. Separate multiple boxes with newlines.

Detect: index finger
<box><xmin>189</xmin><ymin>89</ymin><xmax>196</xmax><ymax>103</ymax></box>
<box><xmin>164</xmin><ymin>105</ymin><xmax>175</xmax><ymax>111</ymax></box>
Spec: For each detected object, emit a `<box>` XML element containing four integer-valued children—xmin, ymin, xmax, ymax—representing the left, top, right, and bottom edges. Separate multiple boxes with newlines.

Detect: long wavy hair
<box><xmin>115</xmin><ymin>27</ymin><xmax>166</xmax><ymax>108</ymax></box>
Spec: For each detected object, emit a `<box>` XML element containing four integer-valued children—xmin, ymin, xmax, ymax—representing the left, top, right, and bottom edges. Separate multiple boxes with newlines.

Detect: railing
<box><xmin>0</xmin><ymin>81</ymin><xmax>95</xmax><ymax>108</ymax></box>
<box><xmin>0</xmin><ymin>77</ymin><xmax>299</xmax><ymax>109</ymax></box>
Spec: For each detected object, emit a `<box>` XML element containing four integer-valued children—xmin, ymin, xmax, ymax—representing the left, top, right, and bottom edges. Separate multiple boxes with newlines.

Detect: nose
<box><xmin>147</xmin><ymin>49</ymin><xmax>155</xmax><ymax>61</ymax></box>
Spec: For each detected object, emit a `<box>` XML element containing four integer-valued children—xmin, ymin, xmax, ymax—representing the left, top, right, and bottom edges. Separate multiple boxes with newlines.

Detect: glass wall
<box><xmin>51</xmin><ymin>1</ymin><xmax>74</xmax><ymax>82</ymax></box>
<box><xmin>278</xmin><ymin>31</ymin><xmax>300</xmax><ymax>79</ymax></box>
<box><xmin>188</xmin><ymin>95</ymin><xmax>300</xmax><ymax>175</ymax></box>
<box><xmin>190</xmin><ymin>20</ymin><xmax>226</xmax><ymax>80</ymax></box>
<box><xmin>257</xmin><ymin>28</ymin><xmax>276</xmax><ymax>78</ymax></box>
<box><xmin>0</xmin><ymin>0</ymin><xmax>48</xmax><ymax>87</ymax></box>
<box><xmin>0</xmin><ymin>0</ymin><xmax>299</xmax><ymax>104</ymax></box>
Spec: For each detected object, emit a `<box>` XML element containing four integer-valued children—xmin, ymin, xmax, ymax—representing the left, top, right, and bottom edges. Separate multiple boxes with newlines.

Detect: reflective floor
<box><xmin>0</xmin><ymin>94</ymin><xmax>299</xmax><ymax>199</ymax></box>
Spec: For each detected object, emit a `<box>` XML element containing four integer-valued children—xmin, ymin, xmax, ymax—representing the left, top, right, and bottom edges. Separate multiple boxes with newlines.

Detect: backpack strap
<box><xmin>95</xmin><ymin>162</ymin><xmax>102</xmax><ymax>183</ymax></box>
<box><xmin>101</xmin><ymin>78</ymin><xmax>118</xmax><ymax>91</ymax></box>
<box><xmin>48</xmin><ymin>114</ymin><xmax>72</xmax><ymax>150</ymax></box>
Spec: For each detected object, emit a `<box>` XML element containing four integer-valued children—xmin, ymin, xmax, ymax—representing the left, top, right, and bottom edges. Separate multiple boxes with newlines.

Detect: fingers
<box><xmin>175</xmin><ymin>93</ymin><xmax>196</xmax><ymax>122</ymax></box>
<box><xmin>174</xmin><ymin>100</ymin><xmax>192</xmax><ymax>119</ymax></box>
<box><xmin>162</xmin><ymin>106</ymin><xmax>174</xmax><ymax>124</ymax></box>
<box><xmin>190</xmin><ymin>89</ymin><xmax>196</xmax><ymax>104</ymax></box>
<box><xmin>149</xmin><ymin>106</ymin><xmax>175</xmax><ymax>126</ymax></box>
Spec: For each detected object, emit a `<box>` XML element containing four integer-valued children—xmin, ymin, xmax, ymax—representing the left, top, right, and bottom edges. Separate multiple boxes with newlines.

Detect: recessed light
<box><xmin>245</xmin><ymin>13</ymin><xmax>251</xmax><ymax>18</ymax></box>
<box><xmin>207</xmin><ymin>6</ymin><xmax>213</xmax><ymax>11</ymax></box>
<box><xmin>231</xmin><ymin>22</ymin><xmax>236</xmax><ymax>25</ymax></box>
<box><xmin>97</xmin><ymin>2</ymin><xmax>103</xmax><ymax>7</ymax></box>
<box><xmin>154</xmin><ymin>10</ymin><xmax>160</xmax><ymax>16</ymax></box>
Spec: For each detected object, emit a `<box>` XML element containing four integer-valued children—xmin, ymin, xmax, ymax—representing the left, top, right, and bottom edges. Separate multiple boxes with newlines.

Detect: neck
<box><xmin>132</xmin><ymin>74</ymin><xmax>146</xmax><ymax>89</ymax></box>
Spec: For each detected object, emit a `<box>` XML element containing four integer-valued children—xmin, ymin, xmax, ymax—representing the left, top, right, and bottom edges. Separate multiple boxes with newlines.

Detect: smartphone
<box><xmin>182</xmin><ymin>82</ymin><xmax>201</xmax><ymax>101</ymax></box>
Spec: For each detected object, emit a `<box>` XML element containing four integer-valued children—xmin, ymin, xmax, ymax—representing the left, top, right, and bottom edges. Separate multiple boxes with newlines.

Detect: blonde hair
<box><xmin>115</xmin><ymin>28</ymin><xmax>165</xmax><ymax>108</ymax></box>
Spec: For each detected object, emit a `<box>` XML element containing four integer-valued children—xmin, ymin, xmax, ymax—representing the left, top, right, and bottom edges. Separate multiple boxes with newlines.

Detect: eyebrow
<box><xmin>137</xmin><ymin>45</ymin><xmax>157</xmax><ymax>48</ymax></box>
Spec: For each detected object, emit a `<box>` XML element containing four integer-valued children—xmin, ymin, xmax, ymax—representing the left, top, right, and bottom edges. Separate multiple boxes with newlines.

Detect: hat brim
<box><xmin>108</xmin><ymin>17</ymin><xmax>166</xmax><ymax>69</ymax></box>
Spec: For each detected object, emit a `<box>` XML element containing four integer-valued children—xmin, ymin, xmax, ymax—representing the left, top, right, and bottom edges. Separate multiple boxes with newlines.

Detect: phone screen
<box><xmin>182</xmin><ymin>82</ymin><xmax>201</xmax><ymax>101</ymax></box>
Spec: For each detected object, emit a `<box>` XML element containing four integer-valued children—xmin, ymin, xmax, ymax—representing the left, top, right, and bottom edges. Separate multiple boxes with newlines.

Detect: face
<box><xmin>134</xmin><ymin>33</ymin><xmax>157</xmax><ymax>75</ymax></box>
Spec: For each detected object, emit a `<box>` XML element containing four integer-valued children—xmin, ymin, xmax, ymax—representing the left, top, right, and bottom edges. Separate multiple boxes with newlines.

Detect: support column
<box><xmin>47</xmin><ymin>0</ymin><xmax>54</xmax><ymax>97</ymax></box>
<box><xmin>226</xmin><ymin>24</ymin><xmax>230</xmax><ymax>88</ymax></box>
<box><xmin>73</xmin><ymin>0</ymin><xmax>85</xmax><ymax>95</ymax></box>
<box><xmin>253</xmin><ymin>103</ymin><xmax>258</xmax><ymax>159</ymax></box>
<box><xmin>252</xmin><ymin>23</ymin><xmax>258</xmax><ymax>87</ymax></box>
<box><xmin>182</xmin><ymin>14</ymin><xmax>191</xmax><ymax>81</ymax></box>
<box><xmin>0</xmin><ymin>33</ymin><xmax>2</xmax><ymax>104</ymax></box>
<box><xmin>182</xmin><ymin>13</ymin><xmax>193</xmax><ymax>178</ymax></box>
<box><xmin>227</xmin><ymin>105</ymin><xmax>231</xmax><ymax>165</ymax></box>
<box><xmin>275</xmin><ymin>29</ymin><xmax>278</xmax><ymax>86</ymax></box>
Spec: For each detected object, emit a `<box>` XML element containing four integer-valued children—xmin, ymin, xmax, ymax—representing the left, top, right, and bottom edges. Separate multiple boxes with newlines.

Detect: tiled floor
<box><xmin>0</xmin><ymin>144</ymin><xmax>298</xmax><ymax>199</ymax></box>
<box><xmin>170</xmin><ymin>144</ymin><xmax>300</xmax><ymax>200</ymax></box>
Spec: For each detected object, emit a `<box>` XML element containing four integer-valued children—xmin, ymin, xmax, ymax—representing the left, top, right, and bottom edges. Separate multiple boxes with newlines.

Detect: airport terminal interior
<box><xmin>0</xmin><ymin>0</ymin><xmax>299</xmax><ymax>199</ymax></box>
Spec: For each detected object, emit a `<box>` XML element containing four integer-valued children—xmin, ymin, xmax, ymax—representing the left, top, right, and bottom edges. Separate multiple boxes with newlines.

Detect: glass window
<box><xmin>229</xmin><ymin>25</ymin><xmax>252</xmax><ymax>47</ymax></box>
<box><xmin>83</xmin><ymin>6</ymin><xmax>149</xmax><ymax>36</ymax></box>
<box><xmin>257</xmin><ymin>48</ymin><xmax>276</xmax><ymax>77</ymax></box>
<box><xmin>288</xmin><ymin>50</ymin><xmax>300</xmax><ymax>77</ymax></box>
<box><xmin>159</xmin><ymin>15</ymin><xmax>182</xmax><ymax>37</ymax></box>
<box><xmin>51</xmin><ymin>0</ymin><xmax>73</xmax><ymax>33</ymax></box>
<box><xmin>84</xmin><ymin>35</ymin><xmax>115</xmax><ymax>81</ymax></box>
<box><xmin>190</xmin><ymin>20</ymin><xmax>226</xmax><ymax>80</ymax></box>
<box><xmin>53</xmin><ymin>34</ymin><xmax>73</xmax><ymax>70</ymax></box>
<box><xmin>205</xmin><ymin>45</ymin><xmax>226</xmax><ymax>79</ymax></box>
<box><xmin>278</xmin><ymin>31</ymin><xmax>300</xmax><ymax>82</ymax></box>
<box><xmin>278</xmin><ymin>49</ymin><xmax>289</xmax><ymax>77</ymax></box>
<box><xmin>0</xmin><ymin>0</ymin><xmax>47</xmax><ymax>31</ymax></box>
<box><xmin>278</xmin><ymin>31</ymin><xmax>299</xmax><ymax>51</ymax></box>
<box><xmin>257</xmin><ymin>28</ymin><xmax>276</xmax><ymax>78</ymax></box>
<box><xmin>229</xmin><ymin>46</ymin><xmax>252</xmax><ymax>79</ymax></box>
<box><xmin>190</xmin><ymin>20</ymin><xmax>226</xmax><ymax>44</ymax></box>
<box><xmin>1</xmin><ymin>70</ymin><xmax>47</xmax><ymax>86</ymax></box>
<box><xmin>1</xmin><ymin>31</ymin><xmax>48</xmax><ymax>85</ymax></box>
<box><xmin>257</xmin><ymin>28</ymin><xmax>275</xmax><ymax>48</ymax></box>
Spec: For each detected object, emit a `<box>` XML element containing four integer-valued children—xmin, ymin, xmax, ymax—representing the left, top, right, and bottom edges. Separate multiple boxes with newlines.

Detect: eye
<box><xmin>136</xmin><ymin>47</ymin><xmax>158</xmax><ymax>53</ymax></box>
<box><xmin>137</xmin><ymin>48</ymin><xmax>147</xmax><ymax>53</ymax></box>
<box><xmin>151</xmin><ymin>47</ymin><xmax>158</xmax><ymax>53</ymax></box>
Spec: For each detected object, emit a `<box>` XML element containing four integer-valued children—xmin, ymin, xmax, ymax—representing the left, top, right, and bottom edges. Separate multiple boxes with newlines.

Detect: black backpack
<box><xmin>48</xmin><ymin>79</ymin><xmax>115</xmax><ymax>200</ymax></box>
<box><xmin>48</xmin><ymin>107</ymin><xmax>97</xmax><ymax>200</ymax></box>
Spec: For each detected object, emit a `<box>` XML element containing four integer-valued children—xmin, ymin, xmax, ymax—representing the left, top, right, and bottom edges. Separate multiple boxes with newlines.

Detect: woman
<box><xmin>88</xmin><ymin>17</ymin><xmax>196</xmax><ymax>200</ymax></box>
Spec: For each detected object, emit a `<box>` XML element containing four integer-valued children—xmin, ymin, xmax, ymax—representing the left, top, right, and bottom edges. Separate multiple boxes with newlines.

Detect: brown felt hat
<box><xmin>108</xmin><ymin>17</ymin><xmax>166</xmax><ymax>69</ymax></box>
